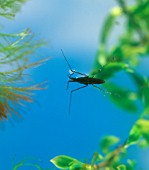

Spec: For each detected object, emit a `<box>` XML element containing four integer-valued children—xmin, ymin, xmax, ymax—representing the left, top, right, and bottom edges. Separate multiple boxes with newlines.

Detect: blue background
<box><xmin>0</xmin><ymin>0</ymin><xmax>149</xmax><ymax>169</ymax></box>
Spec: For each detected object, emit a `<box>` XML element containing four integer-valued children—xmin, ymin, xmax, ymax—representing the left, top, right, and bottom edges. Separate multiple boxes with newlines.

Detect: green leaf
<box><xmin>128</xmin><ymin>119</ymin><xmax>149</xmax><ymax>147</ymax></box>
<box><xmin>50</xmin><ymin>155</ymin><xmax>83</xmax><ymax>169</ymax></box>
<box><xmin>127</xmin><ymin>159</ymin><xmax>136</xmax><ymax>169</ymax></box>
<box><xmin>138</xmin><ymin>139</ymin><xmax>149</xmax><ymax>148</ymax></box>
<box><xmin>100</xmin><ymin>136</ymin><xmax>120</xmax><ymax>154</ymax></box>
<box><xmin>128</xmin><ymin>72</ymin><xmax>145</xmax><ymax>90</ymax></box>
<box><xmin>91</xmin><ymin>60</ymin><xmax>134</xmax><ymax>84</ymax></box>
<box><xmin>0</xmin><ymin>0</ymin><xmax>28</xmax><ymax>19</ymax></box>
<box><xmin>117</xmin><ymin>164</ymin><xmax>126</xmax><ymax>170</ymax></box>
<box><xmin>100</xmin><ymin>6</ymin><xmax>122</xmax><ymax>45</ymax></box>
<box><xmin>132</xmin><ymin>1</ymin><xmax>149</xmax><ymax>18</ymax></box>
<box><xmin>70</xmin><ymin>163</ymin><xmax>90</xmax><ymax>170</ymax></box>
<box><xmin>116</xmin><ymin>160</ymin><xmax>136</xmax><ymax>170</ymax></box>
<box><xmin>142</xmin><ymin>83</ymin><xmax>149</xmax><ymax>115</ymax></box>
<box><xmin>137</xmin><ymin>119</ymin><xmax>149</xmax><ymax>144</ymax></box>
<box><xmin>91</xmin><ymin>152</ymin><xmax>103</xmax><ymax>166</ymax></box>
<box><xmin>100</xmin><ymin>14</ymin><xmax>116</xmax><ymax>44</ymax></box>
<box><xmin>128</xmin><ymin>72</ymin><xmax>149</xmax><ymax>115</ymax></box>
<box><xmin>92</xmin><ymin>62</ymin><xmax>132</xmax><ymax>80</ymax></box>
<box><xmin>104</xmin><ymin>83</ymin><xmax>138</xmax><ymax>112</ymax></box>
<box><xmin>127</xmin><ymin>123</ymin><xmax>141</xmax><ymax>145</ymax></box>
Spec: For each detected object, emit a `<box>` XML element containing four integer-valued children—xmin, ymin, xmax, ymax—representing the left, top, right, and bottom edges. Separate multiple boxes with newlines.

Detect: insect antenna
<box><xmin>61</xmin><ymin>49</ymin><xmax>74</xmax><ymax>72</ymax></box>
<box><xmin>61</xmin><ymin>49</ymin><xmax>87</xmax><ymax>76</ymax></box>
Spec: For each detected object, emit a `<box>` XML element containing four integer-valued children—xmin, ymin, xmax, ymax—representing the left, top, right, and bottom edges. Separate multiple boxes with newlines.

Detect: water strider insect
<box><xmin>61</xmin><ymin>49</ymin><xmax>106</xmax><ymax>115</ymax></box>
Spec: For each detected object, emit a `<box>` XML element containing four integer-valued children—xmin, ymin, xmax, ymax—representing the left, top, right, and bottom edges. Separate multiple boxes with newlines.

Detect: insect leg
<box><xmin>92</xmin><ymin>84</ymin><xmax>112</xmax><ymax>95</ymax></box>
<box><xmin>66</xmin><ymin>81</ymin><xmax>70</xmax><ymax>90</ymax></box>
<box><xmin>73</xmin><ymin>70</ymin><xmax>88</xmax><ymax>77</ymax></box>
<box><xmin>68</xmin><ymin>71</ymin><xmax>75</xmax><ymax>78</ymax></box>
<box><xmin>69</xmin><ymin>85</ymin><xmax>88</xmax><ymax>115</ymax></box>
<box><xmin>92</xmin><ymin>84</ymin><xmax>103</xmax><ymax>91</ymax></box>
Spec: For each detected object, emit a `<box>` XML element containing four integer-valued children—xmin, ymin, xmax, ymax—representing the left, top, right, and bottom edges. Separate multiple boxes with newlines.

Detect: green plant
<box><xmin>1</xmin><ymin>0</ymin><xmax>149</xmax><ymax>169</ymax></box>
<box><xmin>0</xmin><ymin>1</ymin><xmax>49</xmax><ymax>120</ymax></box>
<box><xmin>51</xmin><ymin>0</ymin><xmax>149</xmax><ymax>169</ymax></box>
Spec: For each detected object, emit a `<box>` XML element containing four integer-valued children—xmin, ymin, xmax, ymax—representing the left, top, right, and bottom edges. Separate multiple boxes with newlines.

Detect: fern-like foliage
<box><xmin>0</xmin><ymin>28</ymin><xmax>49</xmax><ymax>120</ymax></box>
<box><xmin>0</xmin><ymin>1</ymin><xmax>49</xmax><ymax>120</ymax></box>
<box><xmin>0</xmin><ymin>0</ymin><xmax>27</xmax><ymax>19</ymax></box>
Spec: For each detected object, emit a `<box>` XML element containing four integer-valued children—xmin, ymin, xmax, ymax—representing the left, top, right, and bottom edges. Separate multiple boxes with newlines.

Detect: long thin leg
<box><xmin>92</xmin><ymin>84</ymin><xmax>103</xmax><ymax>91</ymax></box>
<box><xmin>92</xmin><ymin>84</ymin><xmax>111</xmax><ymax>95</ymax></box>
<box><xmin>92</xmin><ymin>84</ymin><xmax>121</xmax><ymax>98</ymax></box>
<box><xmin>68</xmin><ymin>71</ymin><xmax>75</xmax><ymax>78</ymax></box>
<box><xmin>67</xmin><ymin>73</ymin><xmax>87</xmax><ymax>90</ymax></box>
<box><xmin>66</xmin><ymin>81</ymin><xmax>70</xmax><ymax>90</ymax></box>
<box><xmin>73</xmin><ymin>70</ymin><xmax>88</xmax><ymax>76</ymax></box>
<box><xmin>69</xmin><ymin>85</ymin><xmax>88</xmax><ymax>115</ymax></box>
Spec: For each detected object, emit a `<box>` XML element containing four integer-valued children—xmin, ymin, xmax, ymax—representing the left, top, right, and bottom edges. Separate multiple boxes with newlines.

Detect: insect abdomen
<box><xmin>87</xmin><ymin>78</ymin><xmax>105</xmax><ymax>84</ymax></box>
<box><xmin>71</xmin><ymin>77</ymin><xmax>105</xmax><ymax>85</ymax></box>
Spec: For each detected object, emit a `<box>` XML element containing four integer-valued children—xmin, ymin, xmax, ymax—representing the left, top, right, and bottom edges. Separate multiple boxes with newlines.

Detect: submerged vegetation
<box><xmin>0</xmin><ymin>1</ymin><xmax>49</xmax><ymax>120</ymax></box>
<box><xmin>12</xmin><ymin>157</ymin><xmax>51</xmax><ymax>170</ymax></box>
<box><xmin>1</xmin><ymin>0</ymin><xmax>149</xmax><ymax>169</ymax></box>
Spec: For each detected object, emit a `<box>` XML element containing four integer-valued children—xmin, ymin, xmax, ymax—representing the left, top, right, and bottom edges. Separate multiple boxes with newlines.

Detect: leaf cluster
<box><xmin>0</xmin><ymin>0</ymin><xmax>27</xmax><ymax>19</ymax></box>
<box><xmin>0</xmin><ymin>2</ymin><xmax>49</xmax><ymax>120</ymax></box>
<box><xmin>51</xmin><ymin>0</ymin><xmax>149</xmax><ymax>169</ymax></box>
<box><xmin>91</xmin><ymin>0</ymin><xmax>149</xmax><ymax>114</ymax></box>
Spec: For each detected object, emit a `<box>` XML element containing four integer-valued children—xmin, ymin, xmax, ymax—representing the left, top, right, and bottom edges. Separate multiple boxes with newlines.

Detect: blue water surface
<box><xmin>0</xmin><ymin>0</ymin><xmax>149</xmax><ymax>169</ymax></box>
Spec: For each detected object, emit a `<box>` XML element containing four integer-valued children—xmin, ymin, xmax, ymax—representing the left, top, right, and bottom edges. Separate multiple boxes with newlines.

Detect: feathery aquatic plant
<box><xmin>0</xmin><ymin>27</ymin><xmax>48</xmax><ymax>120</ymax></box>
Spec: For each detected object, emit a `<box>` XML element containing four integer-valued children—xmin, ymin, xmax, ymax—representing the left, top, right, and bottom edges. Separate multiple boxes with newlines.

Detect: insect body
<box><xmin>61</xmin><ymin>49</ymin><xmax>105</xmax><ymax>115</ymax></box>
<box><xmin>69</xmin><ymin>77</ymin><xmax>105</xmax><ymax>85</ymax></box>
